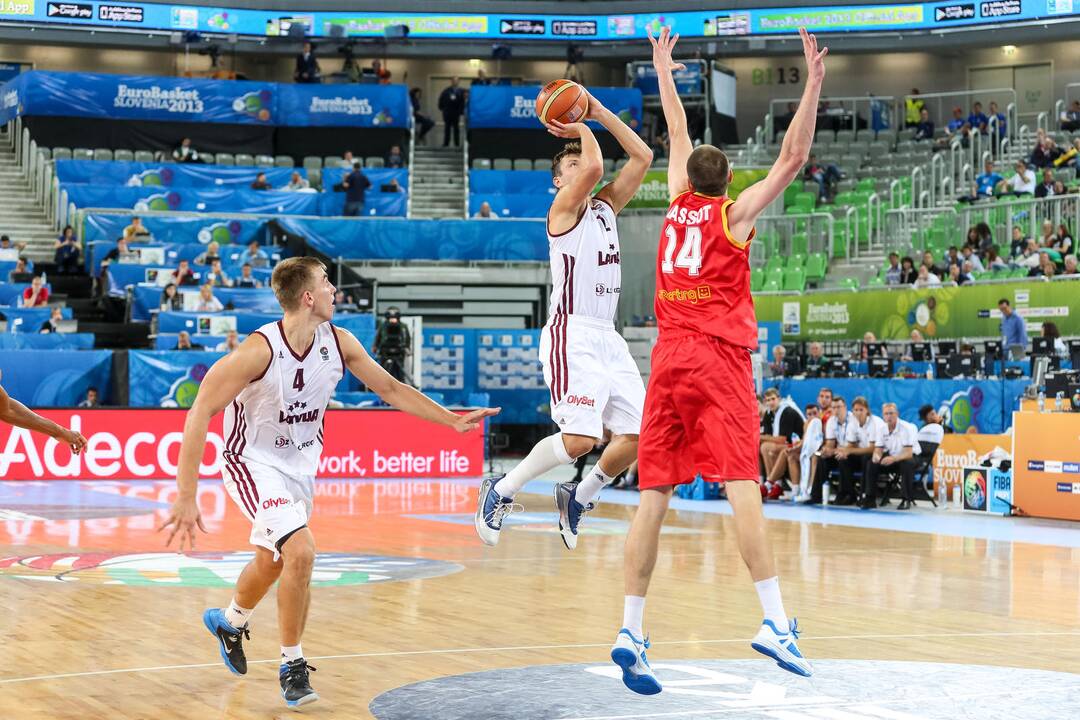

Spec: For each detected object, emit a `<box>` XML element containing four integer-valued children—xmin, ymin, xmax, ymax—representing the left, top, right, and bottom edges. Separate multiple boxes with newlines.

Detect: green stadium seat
<box><xmin>856</xmin><ymin>178</ymin><xmax>876</xmax><ymax>192</ymax></box>
<box><xmin>805</xmin><ymin>252</ymin><xmax>827</xmax><ymax>280</ymax></box>
<box><xmin>113</xmin><ymin>149</ymin><xmax>134</xmax><ymax>162</ymax></box>
<box><xmin>787</xmin><ymin>252</ymin><xmax>807</xmax><ymax>269</ymax></box>
<box><xmin>762</xmin><ymin>279</ymin><xmax>781</xmax><ymax>292</ymax></box>
<box><xmin>784</xmin><ymin>183</ymin><xmax>801</xmax><ymax>208</ymax></box>
<box><xmin>134</xmin><ymin>150</ymin><xmax>154</xmax><ymax>163</ymax></box>
<box><xmin>786</xmin><ymin>205</ymin><xmax>809</xmax><ymax>216</ymax></box>
<box><xmin>866</xmin><ymin>276</ymin><xmax>885</xmax><ymax>287</ymax></box>
<box><xmin>839</xmin><ymin>277</ymin><xmax>860</xmax><ymax>290</ymax></box>
<box><xmin>782</xmin><ymin>267</ymin><xmax>807</xmax><ymax>292</ymax></box>
<box><xmin>795</xmin><ymin>191</ymin><xmax>817</xmax><ymax>210</ymax></box>
<box><xmin>750</xmin><ymin>268</ymin><xmax>765</xmax><ymax>292</ymax></box>
<box><xmin>766</xmin><ymin>267</ymin><xmax>784</xmax><ymax>287</ymax></box>
<box><xmin>765</xmin><ymin>256</ymin><xmax>784</xmax><ymax>273</ymax></box>
<box><xmin>790</xmin><ymin>232</ymin><xmax>809</xmax><ymax>256</ymax></box>
<box><xmin>831</xmin><ymin>226</ymin><xmax>848</xmax><ymax>258</ymax></box>
<box><xmin>303</xmin><ymin>156</ymin><xmax>323</xmax><ymax>171</ymax></box>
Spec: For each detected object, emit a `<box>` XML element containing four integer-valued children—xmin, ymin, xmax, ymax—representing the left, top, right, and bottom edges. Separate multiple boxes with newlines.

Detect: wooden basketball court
<box><xmin>2</xmin><ymin>473</ymin><xmax>1078</xmax><ymax>719</ymax></box>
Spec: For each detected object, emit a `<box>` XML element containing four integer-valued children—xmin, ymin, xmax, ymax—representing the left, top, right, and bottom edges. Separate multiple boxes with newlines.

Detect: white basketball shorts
<box><xmin>222</xmin><ymin>454</ymin><xmax>314</xmax><ymax>560</ymax></box>
<box><xmin>539</xmin><ymin>315</ymin><xmax>645</xmax><ymax>439</ymax></box>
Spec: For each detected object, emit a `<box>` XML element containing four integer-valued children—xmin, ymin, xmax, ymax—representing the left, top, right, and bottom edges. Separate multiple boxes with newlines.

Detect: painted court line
<box><xmin>3</xmin><ymin>630</ymin><xmax>1079</xmax><ymax>686</ymax></box>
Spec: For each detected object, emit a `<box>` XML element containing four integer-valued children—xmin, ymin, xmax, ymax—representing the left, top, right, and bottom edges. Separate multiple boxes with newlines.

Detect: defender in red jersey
<box><xmin>610</xmin><ymin>27</ymin><xmax>827</xmax><ymax>694</ymax></box>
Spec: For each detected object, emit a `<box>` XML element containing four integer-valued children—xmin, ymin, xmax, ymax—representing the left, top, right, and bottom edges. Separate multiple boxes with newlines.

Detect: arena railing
<box><xmin>767</xmin><ymin>95</ymin><xmax>898</xmax><ymax>143</ymax></box>
<box><xmin>756</xmin><ymin>209</ymin><xmax>836</xmax><ymax>261</ymax></box>
<box><xmin>406</xmin><ymin>117</ymin><xmax>416</xmax><ymax>219</ymax></box>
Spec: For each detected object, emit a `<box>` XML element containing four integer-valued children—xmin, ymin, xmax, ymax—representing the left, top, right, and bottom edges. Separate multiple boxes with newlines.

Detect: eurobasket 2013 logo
<box><xmin>197</xmin><ymin>220</ymin><xmax>245</xmax><ymax>246</ymax></box>
<box><xmin>232</xmin><ymin>89</ymin><xmax>273</xmax><ymax>122</ymax></box>
<box><xmin>0</xmin><ymin>552</ymin><xmax>462</xmax><ymax>586</ymax></box>
<box><xmin>161</xmin><ymin>362</ymin><xmax>210</xmax><ymax>408</ymax></box>
<box><xmin>133</xmin><ymin>190</ymin><xmax>182</xmax><ymax>212</ymax></box>
<box><xmin>126</xmin><ymin>166</ymin><xmax>175</xmax><ymax>187</ymax></box>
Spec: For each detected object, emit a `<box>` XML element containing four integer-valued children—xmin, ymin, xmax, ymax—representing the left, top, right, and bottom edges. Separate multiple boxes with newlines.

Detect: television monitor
<box><xmin>1032</xmin><ymin>337</ymin><xmax>1053</xmax><ymax>356</ymax></box>
<box><xmin>937</xmin><ymin>340</ymin><xmax>958</xmax><ymax>356</ymax></box>
<box><xmin>868</xmin><ymin>357</ymin><xmax>893</xmax><ymax>378</ymax></box>
<box><xmin>829</xmin><ymin>358</ymin><xmax>850</xmax><ymax>377</ymax></box>
<box><xmin>863</xmin><ymin>342</ymin><xmax>886</xmax><ymax>358</ymax></box>
<box><xmin>948</xmin><ymin>354</ymin><xmax>977</xmax><ymax>378</ymax></box>
<box><xmin>934</xmin><ymin>356</ymin><xmax>951</xmax><ymax>379</ymax></box>
<box><xmin>910</xmin><ymin>342</ymin><xmax>931</xmax><ymax>361</ymax></box>
<box><xmin>983</xmin><ymin>340</ymin><xmax>1002</xmax><ymax>358</ymax></box>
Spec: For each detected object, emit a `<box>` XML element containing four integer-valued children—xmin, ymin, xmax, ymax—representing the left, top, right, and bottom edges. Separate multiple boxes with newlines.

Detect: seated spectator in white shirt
<box><xmin>1000</xmin><ymin>160</ymin><xmax>1036</xmax><ymax>195</ymax></box>
<box><xmin>914</xmin><ymin>265</ymin><xmax>941</xmax><ymax>287</ymax></box>
<box><xmin>172</xmin><ymin>138</ymin><xmax>202</xmax><ymax>164</ymax></box>
<box><xmin>285</xmin><ymin>171</ymin><xmax>310</xmax><ymax>191</ymax></box>
<box><xmin>194</xmin><ymin>283</ymin><xmax>224</xmax><ymax>312</ymax></box>
<box><xmin>948</xmin><ymin>263</ymin><xmax>972</xmax><ymax>286</ymax></box>
<box><xmin>960</xmin><ymin>245</ymin><xmax>984</xmax><ymax>272</ymax></box>
<box><xmin>1017</xmin><ymin>240</ymin><xmax>1042</xmax><ymax>269</ymax></box>
<box><xmin>195</xmin><ymin>241</ymin><xmax>221</xmax><ymax>266</ymax></box>
<box><xmin>215</xmin><ymin>329</ymin><xmax>241</xmax><ymax>353</ymax></box>
<box><xmin>474</xmin><ymin>201</ymin><xmax>496</xmax><ymax>219</ymax></box>
<box><xmin>238</xmin><ymin>240</ymin><xmax>270</xmax><ymax>268</ymax></box>
<box><xmin>205</xmin><ymin>259</ymin><xmax>233</xmax><ymax>288</ymax></box>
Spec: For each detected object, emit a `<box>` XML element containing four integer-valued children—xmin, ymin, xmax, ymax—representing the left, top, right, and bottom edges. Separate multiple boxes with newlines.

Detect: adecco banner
<box><xmin>625</xmin><ymin>167</ymin><xmax>768</xmax><ymax>208</ymax></box>
<box><xmin>0</xmin><ymin>409</ymin><xmax>484</xmax><ymax>481</ymax></box>
<box><xmin>931</xmin><ymin>433</ymin><xmax>1010</xmax><ymax>497</ymax></box>
<box><xmin>1012</xmin><ymin>410</ymin><xmax>1080</xmax><ymax>522</ymax></box>
<box><xmin>755</xmin><ymin>278</ymin><xmax>1079</xmax><ymax>341</ymax></box>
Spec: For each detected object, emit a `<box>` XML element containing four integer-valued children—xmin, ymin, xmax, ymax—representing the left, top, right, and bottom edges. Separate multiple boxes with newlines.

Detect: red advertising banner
<box><xmin>0</xmin><ymin>409</ymin><xmax>485</xmax><ymax>481</ymax></box>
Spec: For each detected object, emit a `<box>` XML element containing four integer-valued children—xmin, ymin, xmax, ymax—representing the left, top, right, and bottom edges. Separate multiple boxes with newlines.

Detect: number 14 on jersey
<box><xmin>661</xmin><ymin>225</ymin><xmax>703</xmax><ymax>276</ymax></box>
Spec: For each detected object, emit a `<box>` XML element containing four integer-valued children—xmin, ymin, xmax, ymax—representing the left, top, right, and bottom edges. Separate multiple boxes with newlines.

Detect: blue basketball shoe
<box><xmin>750</xmin><ymin>618</ymin><xmax>813</xmax><ymax>677</ymax></box>
<box><xmin>203</xmin><ymin>608</ymin><xmax>250</xmax><ymax>676</ymax></box>
<box><xmin>610</xmin><ymin>628</ymin><xmax>662</xmax><ymax>695</ymax></box>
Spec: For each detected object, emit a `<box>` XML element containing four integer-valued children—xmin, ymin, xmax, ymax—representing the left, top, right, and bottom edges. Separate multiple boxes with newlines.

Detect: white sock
<box><xmin>622</xmin><ymin>595</ymin><xmax>646</xmax><ymax>639</ymax></box>
<box><xmin>281</xmin><ymin>644</ymin><xmax>303</xmax><ymax>662</ymax></box>
<box><xmin>495</xmin><ymin>433</ymin><xmax>574</xmax><ymax>498</ymax></box>
<box><xmin>576</xmin><ymin>465</ymin><xmax>616</xmax><ymax>506</ymax></box>
<box><xmin>224</xmin><ymin>599</ymin><xmax>253</xmax><ymax>629</ymax></box>
<box><xmin>754</xmin><ymin>576</ymin><xmax>789</xmax><ymax>629</ymax></box>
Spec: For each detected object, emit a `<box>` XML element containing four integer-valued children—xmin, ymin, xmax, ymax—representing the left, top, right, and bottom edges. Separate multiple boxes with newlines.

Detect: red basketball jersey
<box><xmin>654</xmin><ymin>191</ymin><xmax>757</xmax><ymax>349</ymax></box>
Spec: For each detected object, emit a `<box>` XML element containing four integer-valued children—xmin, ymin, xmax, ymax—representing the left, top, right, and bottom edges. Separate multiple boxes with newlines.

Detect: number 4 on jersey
<box><xmin>292</xmin><ymin>368</ymin><xmax>305</xmax><ymax>392</ymax></box>
<box><xmin>661</xmin><ymin>225</ymin><xmax>703</xmax><ymax>276</ymax></box>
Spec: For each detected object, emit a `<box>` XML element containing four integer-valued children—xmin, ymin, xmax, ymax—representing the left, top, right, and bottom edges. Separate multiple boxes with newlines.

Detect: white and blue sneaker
<box><xmin>554</xmin><ymin>481</ymin><xmax>594</xmax><ymax>550</ymax></box>
<box><xmin>751</xmin><ymin>618</ymin><xmax>813</xmax><ymax>677</ymax></box>
<box><xmin>610</xmin><ymin>628</ymin><xmax>662</xmax><ymax>695</ymax></box>
<box><xmin>474</xmin><ymin>475</ymin><xmax>521</xmax><ymax>546</ymax></box>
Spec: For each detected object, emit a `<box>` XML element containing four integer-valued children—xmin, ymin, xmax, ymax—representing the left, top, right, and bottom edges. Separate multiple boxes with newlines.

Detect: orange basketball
<box><xmin>535</xmin><ymin>80</ymin><xmax>588</xmax><ymax>125</ymax></box>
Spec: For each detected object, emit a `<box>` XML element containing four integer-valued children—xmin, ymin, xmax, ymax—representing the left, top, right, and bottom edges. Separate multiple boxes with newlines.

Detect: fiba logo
<box><xmin>275</xmin><ymin>436</ymin><xmax>291</xmax><ymax>448</ymax></box>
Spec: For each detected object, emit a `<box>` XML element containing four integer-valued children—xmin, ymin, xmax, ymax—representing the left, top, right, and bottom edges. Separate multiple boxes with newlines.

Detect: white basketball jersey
<box><xmin>547</xmin><ymin>196</ymin><xmax>621</xmax><ymax>323</ymax></box>
<box><xmin>223</xmin><ymin>320</ymin><xmax>344</xmax><ymax>476</ymax></box>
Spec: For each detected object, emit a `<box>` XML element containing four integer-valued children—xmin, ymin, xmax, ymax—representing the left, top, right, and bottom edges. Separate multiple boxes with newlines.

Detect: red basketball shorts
<box><xmin>637</xmin><ymin>329</ymin><xmax>761</xmax><ymax>490</ymax></box>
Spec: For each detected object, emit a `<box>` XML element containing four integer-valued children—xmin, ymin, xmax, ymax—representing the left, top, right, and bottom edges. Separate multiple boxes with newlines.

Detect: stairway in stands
<box><xmin>409</xmin><ymin>145</ymin><xmax>465</xmax><ymax>219</ymax></box>
<box><xmin>0</xmin><ymin>145</ymin><xmax>59</xmax><ymax>262</ymax></box>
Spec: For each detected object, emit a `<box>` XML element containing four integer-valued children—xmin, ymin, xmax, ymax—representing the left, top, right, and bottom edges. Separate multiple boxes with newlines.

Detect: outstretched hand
<box><xmin>799</xmin><ymin>27</ymin><xmax>828</xmax><ymax>82</ymax></box>
<box><xmin>453</xmin><ymin>407</ymin><xmax>501</xmax><ymax>433</ymax></box>
<box><xmin>158</xmin><ymin>496</ymin><xmax>207</xmax><ymax>551</ymax></box>
<box><xmin>648</xmin><ymin>26</ymin><xmax>685</xmax><ymax>75</ymax></box>
<box><xmin>545</xmin><ymin>120</ymin><xmax>586</xmax><ymax>139</ymax></box>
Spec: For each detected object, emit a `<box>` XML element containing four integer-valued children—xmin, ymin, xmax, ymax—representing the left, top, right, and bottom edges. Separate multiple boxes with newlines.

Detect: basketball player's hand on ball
<box><xmin>59</xmin><ymin>427</ymin><xmax>87</xmax><ymax>454</ymax></box>
<box><xmin>799</xmin><ymin>27</ymin><xmax>828</xmax><ymax>82</ymax></box>
<box><xmin>648</xmin><ymin>26</ymin><xmax>685</xmax><ymax>74</ymax></box>
<box><xmin>583</xmin><ymin>89</ymin><xmax>605</xmax><ymax>120</ymax></box>
<box><xmin>545</xmin><ymin>120</ymin><xmax>587</xmax><ymax>139</ymax></box>
<box><xmin>452</xmin><ymin>407</ymin><xmax>501</xmax><ymax>433</ymax></box>
<box><xmin>158</xmin><ymin>496</ymin><xmax>207</xmax><ymax>551</ymax></box>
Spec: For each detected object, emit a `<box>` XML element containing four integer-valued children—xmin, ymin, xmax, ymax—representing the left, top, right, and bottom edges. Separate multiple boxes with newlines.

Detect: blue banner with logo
<box><xmin>276</xmin><ymin>217</ymin><xmax>547</xmax><ymax>261</ymax></box>
<box><xmin>467</xmin><ymin>85</ymin><xmax>642</xmax><ymax>131</ymax></box>
<box><xmin>57</xmin><ymin>160</ymin><xmax>300</xmax><ymax>188</ymax></box>
<box><xmin>765</xmin><ymin>378</ymin><xmax>1026</xmax><ymax>434</ymax></box>
<box><xmin>0</xmin><ymin>349</ymin><xmax>113</xmax><ymax>406</ymax></box>
<box><xmin>277</xmin><ymin>84</ymin><xmax>411</xmax><ymax>127</ymax></box>
<box><xmin>83</xmin><ymin>215</ymin><xmax>267</xmax><ymax>247</ymax></box>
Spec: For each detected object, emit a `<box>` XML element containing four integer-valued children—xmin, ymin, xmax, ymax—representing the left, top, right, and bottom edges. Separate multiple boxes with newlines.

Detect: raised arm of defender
<box><xmin>648</xmin><ymin>27</ymin><xmax>692</xmax><ymax>202</ymax></box>
<box><xmin>727</xmin><ymin>29</ymin><xmax>827</xmax><ymax>243</ymax></box>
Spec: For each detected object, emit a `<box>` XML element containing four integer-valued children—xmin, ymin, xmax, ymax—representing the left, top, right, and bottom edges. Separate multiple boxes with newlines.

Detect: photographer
<box><xmin>373</xmin><ymin>307</ymin><xmax>412</xmax><ymax>383</ymax></box>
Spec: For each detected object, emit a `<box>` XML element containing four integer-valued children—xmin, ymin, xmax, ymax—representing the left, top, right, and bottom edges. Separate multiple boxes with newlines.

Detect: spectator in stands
<box><xmin>294</xmin><ymin>41</ymin><xmax>321</xmax><ymax>84</ymax></box>
<box><xmin>215</xmin><ymin>329</ymin><xmax>241</xmax><ymax>353</ymax></box>
<box><xmin>967</xmin><ymin>160</ymin><xmax>1003</xmax><ymax>201</ymax></box>
<box><xmin>473</xmin><ymin>67</ymin><xmax>491</xmax><ymax>86</ymax></box>
<box><xmin>1032</xmin><ymin>253</ymin><xmax>1057</xmax><ymax>279</ymax></box>
<box><xmin>986</xmin><ymin>246</ymin><xmax>1007</xmax><ymax>271</ymax></box>
<box><xmin>914</xmin><ymin>265</ymin><xmax>941</xmax><ymax>288</ymax></box>
<box><xmin>195</xmin><ymin>241</ymin><xmax>221</xmax><ymax>266</ymax></box>
<box><xmin>1009</xmin><ymin>226</ymin><xmax>1028</xmax><ymax>258</ymax></box>
<box><xmin>78</xmin><ymin>387</ymin><xmax>100</xmax><ymax>409</ymax></box>
<box><xmin>961</xmin><ymin>245</ymin><xmax>984</xmax><ymax>272</ymax></box>
<box><xmin>194</xmin><ymin>283</ymin><xmax>223</xmax><ymax>312</ymax></box>
<box><xmin>123</xmin><ymin>216</ymin><xmax>152</xmax><ymax>241</ymax></box>
<box><xmin>863</xmin><ymin>402</ymin><xmax>918</xmax><ymax>510</ymax></box>
<box><xmin>803</xmin><ymin>154</ymin><xmax>842</xmax><ymax>200</ymax></box>
<box><xmin>371</xmin><ymin>59</ymin><xmax>391</xmax><ymax>85</ymax></box>
<box><xmin>967</xmin><ymin>102</ymin><xmax>988</xmax><ymax>134</ymax></box>
<box><xmin>285</xmin><ymin>171</ymin><xmax>309</xmax><ymax>191</ymax></box>
<box><xmin>913</xmin><ymin>108</ymin><xmax>934</xmax><ymax>141</ymax></box>
<box><xmin>53</xmin><ymin>225</ymin><xmax>81</xmax><ymax>274</ymax></box>
<box><xmin>384</xmin><ymin>178</ymin><xmax>403</xmax><ymax>194</ymax></box>
<box><xmin>999</xmin><ymin>160</ymin><xmax>1036</xmax><ymax>196</ymax></box>
<box><xmin>948</xmin><ymin>263</ymin><xmax>972</xmax><ymax>286</ymax></box>
<box><xmin>39</xmin><ymin>306</ymin><xmax>64</xmax><ymax>333</ymax></box>
<box><xmin>945</xmin><ymin>246</ymin><xmax>962</xmax><ymax>271</ymax></box>
<box><xmin>884</xmin><ymin>252</ymin><xmax>901</xmax><ymax>284</ymax></box>
<box><xmin>410</xmin><ymin>88</ymin><xmax>435</xmax><ymax>144</ymax></box>
<box><xmin>935</xmin><ymin>108</ymin><xmax>967</xmax><ymax>151</ymax></box>
<box><xmin>1064</xmin><ymin>254</ymin><xmax>1079</xmax><ymax>275</ymax></box>
<box><xmin>1042</xmin><ymin>322</ymin><xmax>1069</xmax><ymax>360</ymax></box>
<box><xmin>175</xmin><ymin>331</ymin><xmax>204</xmax><ymax>351</ymax></box>
<box><xmin>238</xmin><ymin>240</ymin><xmax>269</xmax><ymax>268</ymax></box>
<box><xmin>805</xmin><ymin>341</ymin><xmax>827</xmax><ymax>374</ymax></box>
<box><xmin>651</xmin><ymin>130</ymin><xmax>670</xmax><ymax>158</ymax></box>
<box><xmin>999</xmin><ymin>298</ymin><xmax>1026</xmax><ymax>360</ymax></box>
<box><xmin>172</xmin><ymin>137</ymin><xmax>201</xmax><ymax>164</ymax></box>
<box><xmin>103</xmin><ymin>236</ymin><xmax>132</xmax><ymax>265</ymax></box>
<box><xmin>172</xmin><ymin>258</ymin><xmax>197</xmax><ymax>287</ymax></box>
<box><xmin>235</xmin><ymin>263</ymin><xmax>262</xmax><ymax>288</ymax></box>
<box><xmin>1055</xmin><ymin>224</ymin><xmax>1074</xmax><ymax>255</ymax></box>
<box><xmin>899</xmin><ymin>256</ymin><xmax>918</xmax><ymax>285</ymax></box>
<box><xmin>0</xmin><ymin>234</ymin><xmax>26</xmax><ymax>259</ymax></box>
<box><xmin>340</xmin><ymin>151</ymin><xmax>355</xmax><ymax>169</ymax></box>
<box><xmin>251</xmin><ymin>172</ymin><xmax>272</xmax><ymax>191</ymax></box>
<box><xmin>386</xmin><ymin>145</ymin><xmax>404</xmax><ymax>169</ymax></box>
<box><xmin>159</xmin><ymin>283</ymin><xmax>182</xmax><ymax>311</ymax></box>
<box><xmin>334</xmin><ymin>290</ymin><xmax>358</xmax><ymax>311</ymax></box>
<box><xmin>921</xmin><ymin>250</ymin><xmax>944</xmax><ymax>277</ymax></box>
<box><xmin>988</xmin><ymin>101</ymin><xmax>1007</xmax><ymax>138</ymax></box>
<box><xmin>904</xmin><ymin>90</ymin><xmax>925</xmax><ymax>129</ymax></box>
<box><xmin>474</xmin><ymin>201</ymin><xmax>495</xmax><ymax>219</ymax></box>
<box><xmin>97</xmin><ymin>258</ymin><xmax>127</xmax><ymax>322</ymax></box>
<box><xmin>1038</xmin><ymin>220</ymin><xmax>1059</xmax><ymax>250</ymax></box>
<box><xmin>438</xmin><ymin>77</ymin><xmax>466</xmax><ymax>148</ymax></box>
<box><xmin>7</xmin><ymin>257</ymin><xmax>28</xmax><ymax>282</ymax></box>
<box><xmin>205</xmin><ymin>259</ymin><xmax>233</xmax><ymax>288</ymax></box>
<box><xmin>1035</xmin><ymin>168</ymin><xmax>1057</xmax><ymax>198</ymax></box>
<box><xmin>21</xmin><ymin>275</ymin><xmax>49</xmax><ymax>307</ymax></box>
<box><xmin>1031</xmin><ymin>136</ymin><xmax>1063</xmax><ymax>169</ymax></box>
<box><xmin>768</xmin><ymin>344</ymin><xmax>787</xmax><ymax>377</ymax></box>
<box><xmin>342</xmin><ymin>162</ymin><xmax>371</xmax><ymax>217</ymax></box>
<box><xmin>1062</xmin><ymin>101</ymin><xmax>1080</xmax><ymax>132</ymax></box>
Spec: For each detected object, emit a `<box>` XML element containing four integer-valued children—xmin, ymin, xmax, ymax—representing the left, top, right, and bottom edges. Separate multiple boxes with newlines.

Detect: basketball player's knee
<box><xmin>561</xmin><ymin>434</ymin><xmax>597</xmax><ymax>460</ymax></box>
<box><xmin>280</xmin><ymin>532</ymin><xmax>315</xmax><ymax>572</ymax></box>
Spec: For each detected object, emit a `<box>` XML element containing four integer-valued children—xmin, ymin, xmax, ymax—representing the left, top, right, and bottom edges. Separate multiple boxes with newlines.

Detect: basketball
<box><xmin>535</xmin><ymin>79</ymin><xmax>588</xmax><ymax>125</ymax></box>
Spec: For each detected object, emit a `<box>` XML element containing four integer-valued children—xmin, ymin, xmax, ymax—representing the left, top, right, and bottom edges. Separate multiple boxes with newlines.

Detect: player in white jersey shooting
<box><xmin>159</xmin><ymin>256</ymin><xmax>497</xmax><ymax>708</ymax></box>
<box><xmin>475</xmin><ymin>89</ymin><xmax>653</xmax><ymax>550</ymax></box>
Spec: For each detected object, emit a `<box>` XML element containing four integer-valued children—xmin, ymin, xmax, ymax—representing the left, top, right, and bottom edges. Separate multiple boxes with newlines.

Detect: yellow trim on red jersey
<box><xmin>719</xmin><ymin>199</ymin><xmax>755</xmax><ymax>250</ymax></box>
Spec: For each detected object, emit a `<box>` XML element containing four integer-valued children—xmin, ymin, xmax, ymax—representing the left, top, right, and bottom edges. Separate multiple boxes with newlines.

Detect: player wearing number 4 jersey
<box><xmin>159</xmin><ymin>257</ymin><xmax>497</xmax><ymax>709</ymax></box>
<box><xmin>475</xmin><ymin>87</ymin><xmax>653</xmax><ymax>550</ymax></box>
<box><xmin>611</xmin><ymin>27</ymin><xmax>828</xmax><ymax>695</ymax></box>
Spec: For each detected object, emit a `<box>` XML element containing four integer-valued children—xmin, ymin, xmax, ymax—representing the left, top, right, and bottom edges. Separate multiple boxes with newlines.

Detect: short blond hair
<box><xmin>271</xmin><ymin>256</ymin><xmax>326</xmax><ymax>311</ymax></box>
